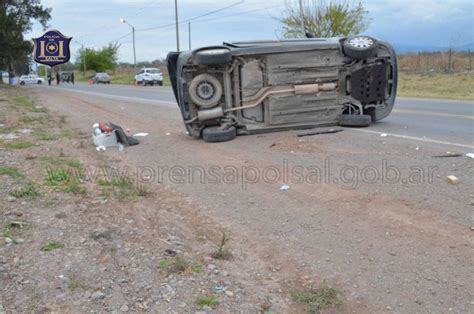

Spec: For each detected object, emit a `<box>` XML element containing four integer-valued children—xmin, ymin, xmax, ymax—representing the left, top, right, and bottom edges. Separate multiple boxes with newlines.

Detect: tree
<box><xmin>278</xmin><ymin>0</ymin><xmax>369</xmax><ymax>39</ymax></box>
<box><xmin>77</xmin><ymin>43</ymin><xmax>120</xmax><ymax>74</ymax></box>
<box><xmin>0</xmin><ymin>0</ymin><xmax>51</xmax><ymax>74</ymax></box>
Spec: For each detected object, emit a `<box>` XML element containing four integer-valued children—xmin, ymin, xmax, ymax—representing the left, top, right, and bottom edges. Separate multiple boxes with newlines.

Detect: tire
<box><xmin>202</xmin><ymin>126</ymin><xmax>237</xmax><ymax>143</ymax></box>
<box><xmin>188</xmin><ymin>73</ymin><xmax>223</xmax><ymax>108</ymax></box>
<box><xmin>158</xmin><ymin>81</ymin><xmax>163</xmax><ymax>86</ymax></box>
<box><xmin>339</xmin><ymin>114</ymin><xmax>372</xmax><ymax>127</ymax></box>
<box><xmin>365</xmin><ymin>104</ymin><xmax>394</xmax><ymax>122</ymax></box>
<box><xmin>343</xmin><ymin>35</ymin><xmax>378</xmax><ymax>59</ymax></box>
<box><xmin>194</xmin><ymin>47</ymin><xmax>232</xmax><ymax>65</ymax></box>
<box><xmin>20</xmin><ymin>81</ymin><xmax>25</xmax><ymax>86</ymax></box>
<box><xmin>37</xmin><ymin>80</ymin><xmax>42</xmax><ymax>84</ymax></box>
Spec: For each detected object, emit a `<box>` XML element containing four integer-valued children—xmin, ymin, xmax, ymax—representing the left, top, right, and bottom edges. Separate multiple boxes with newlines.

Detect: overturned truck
<box><xmin>167</xmin><ymin>35</ymin><xmax>397</xmax><ymax>142</ymax></box>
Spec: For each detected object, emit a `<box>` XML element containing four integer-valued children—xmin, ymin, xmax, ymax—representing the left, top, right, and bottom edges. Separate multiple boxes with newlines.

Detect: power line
<box><xmin>191</xmin><ymin>3</ymin><xmax>285</xmax><ymax>25</ymax></box>
<box><xmin>136</xmin><ymin>1</ymin><xmax>245</xmax><ymax>32</ymax></box>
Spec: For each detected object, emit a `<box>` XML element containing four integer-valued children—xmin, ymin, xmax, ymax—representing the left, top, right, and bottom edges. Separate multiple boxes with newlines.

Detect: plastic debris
<box><xmin>213</xmin><ymin>284</ymin><xmax>224</xmax><ymax>292</ymax></box>
<box><xmin>279</xmin><ymin>184</ymin><xmax>290</xmax><ymax>191</ymax></box>
<box><xmin>118</xmin><ymin>143</ymin><xmax>124</xmax><ymax>152</ymax></box>
<box><xmin>380</xmin><ymin>133</ymin><xmax>388</xmax><ymax>137</ymax></box>
<box><xmin>133</xmin><ymin>132</ymin><xmax>149</xmax><ymax>137</ymax></box>
<box><xmin>447</xmin><ymin>175</ymin><xmax>460</xmax><ymax>185</ymax></box>
<box><xmin>466</xmin><ymin>153</ymin><xmax>474</xmax><ymax>159</ymax></box>
<box><xmin>96</xmin><ymin>146</ymin><xmax>106</xmax><ymax>152</ymax></box>
<box><xmin>166</xmin><ymin>132</ymin><xmax>171</xmax><ymax>136</ymax></box>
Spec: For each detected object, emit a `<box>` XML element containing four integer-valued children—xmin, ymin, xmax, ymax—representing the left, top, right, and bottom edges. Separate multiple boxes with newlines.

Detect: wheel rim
<box><xmin>349</xmin><ymin>37</ymin><xmax>374</xmax><ymax>48</ymax></box>
<box><xmin>196</xmin><ymin>81</ymin><xmax>216</xmax><ymax>100</ymax></box>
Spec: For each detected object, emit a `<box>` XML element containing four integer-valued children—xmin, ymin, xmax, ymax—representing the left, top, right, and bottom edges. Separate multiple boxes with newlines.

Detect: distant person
<box><xmin>56</xmin><ymin>72</ymin><xmax>60</xmax><ymax>85</ymax></box>
<box><xmin>47</xmin><ymin>72</ymin><xmax>52</xmax><ymax>86</ymax></box>
<box><xmin>71</xmin><ymin>72</ymin><xmax>75</xmax><ymax>85</ymax></box>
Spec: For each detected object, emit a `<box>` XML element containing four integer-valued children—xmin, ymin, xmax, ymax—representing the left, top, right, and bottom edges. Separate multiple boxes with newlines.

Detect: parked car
<box><xmin>60</xmin><ymin>71</ymin><xmax>74</xmax><ymax>83</ymax></box>
<box><xmin>19</xmin><ymin>74</ymin><xmax>45</xmax><ymax>85</ymax></box>
<box><xmin>92</xmin><ymin>73</ymin><xmax>111</xmax><ymax>84</ymax></box>
<box><xmin>167</xmin><ymin>35</ymin><xmax>397</xmax><ymax>142</ymax></box>
<box><xmin>134</xmin><ymin>68</ymin><xmax>163</xmax><ymax>86</ymax></box>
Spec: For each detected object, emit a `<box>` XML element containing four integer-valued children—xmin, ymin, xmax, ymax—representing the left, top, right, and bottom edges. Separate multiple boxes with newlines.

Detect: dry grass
<box><xmin>398</xmin><ymin>72</ymin><xmax>474</xmax><ymax>100</ymax></box>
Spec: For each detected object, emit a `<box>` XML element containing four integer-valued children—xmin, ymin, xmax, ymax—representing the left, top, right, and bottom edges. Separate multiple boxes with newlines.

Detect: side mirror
<box><xmin>305</xmin><ymin>32</ymin><xmax>316</xmax><ymax>38</ymax></box>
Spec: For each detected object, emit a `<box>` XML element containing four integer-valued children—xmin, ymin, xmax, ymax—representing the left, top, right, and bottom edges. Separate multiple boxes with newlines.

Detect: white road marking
<box><xmin>50</xmin><ymin>86</ymin><xmax>177</xmax><ymax>106</ymax></box>
<box><xmin>352</xmin><ymin>128</ymin><xmax>474</xmax><ymax>149</ymax></box>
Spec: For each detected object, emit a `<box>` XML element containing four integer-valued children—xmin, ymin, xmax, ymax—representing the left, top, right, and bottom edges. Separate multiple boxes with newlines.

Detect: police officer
<box><xmin>56</xmin><ymin>71</ymin><xmax>60</xmax><ymax>85</ymax></box>
<box><xmin>47</xmin><ymin>71</ymin><xmax>52</xmax><ymax>86</ymax></box>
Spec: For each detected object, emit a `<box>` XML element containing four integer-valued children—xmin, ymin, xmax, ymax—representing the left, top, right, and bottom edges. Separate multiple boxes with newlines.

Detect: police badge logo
<box><xmin>32</xmin><ymin>30</ymin><xmax>72</xmax><ymax>67</ymax></box>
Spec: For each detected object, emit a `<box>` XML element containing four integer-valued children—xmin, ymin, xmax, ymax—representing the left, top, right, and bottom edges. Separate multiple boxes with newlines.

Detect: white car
<box><xmin>134</xmin><ymin>68</ymin><xmax>163</xmax><ymax>86</ymax></box>
<box><xmin>19</xmin><ymin>74</ymin><xmax>45</xmax><ymax>85</ymax></box>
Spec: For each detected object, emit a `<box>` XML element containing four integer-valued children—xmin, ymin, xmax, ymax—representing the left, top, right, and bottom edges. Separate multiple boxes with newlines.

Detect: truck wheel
<box><xmin>339</xmin><ymin>114</ymin><xmax>372</xmax><ymax>127</ymax></box>
<box><xmin>194</xmin><ymin>47</ymin><xmax>232</xmax><ymax>65</ymax></box>
<box><xmin>202</xmin><ymin>126</ymin><xmax>236</xmax><ymax>143</ymax></box>
<box><xmin>20</xmin><ymin>81</ymin><xmax>25</xmax><ymax>86</ymax></box>
<box><xmin>343</xmin><ymin>35</ymin><xmax>378</xmax><ymax>59</ymax></box>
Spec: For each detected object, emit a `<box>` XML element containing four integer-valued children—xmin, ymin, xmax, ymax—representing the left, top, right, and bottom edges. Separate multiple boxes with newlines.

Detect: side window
<box><xmin>137</xmin><ymin>70</ymin><xmax>144</xmax><ymax>75</ymax></box>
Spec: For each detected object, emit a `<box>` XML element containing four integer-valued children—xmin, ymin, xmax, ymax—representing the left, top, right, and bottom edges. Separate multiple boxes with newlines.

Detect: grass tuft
<box><xmin>159</xmin><ymin>256</ymin><xmax>201</xmax><ymax>274</ymax></box>
<box><xmin>13</xmin><ymin>96</ymin><xmax>47</xmax><ymax>112</ymax></box>
<box><xmin>45</xmin><ymin>167</ymin><xmax>86</xmax><ymax>194</ymax></box>
<box><xmin>195</xmin><ymin>295</ymin><xmax>220</xmax><ymax>308</ymax></box>
<box><xmin>211</xmin><ymin>229</ymin><xmax>232</xmax><ymax>260</ymax></box>
<box><xmin>1</xmin><ymin>141</ymin><xmax>35</xmax><ymax>149</ymax></box>
<box><xmin>291</xmin><ymin>286</ymin><xmax>342</xmax><ymax>314</ymax></box>
<box><xmin>40</xmin><ymin>241</ymin><xmax>64</xmax><ymax>252</ymax></box>
<box><xmin>0</xmin><ymin>166</ymin><xmax>23</xmax><ymax>179</ymax></box>
<box><xmin>10</xmin><ymin>183</ymin><xmax>41</xmax><ymax>199</ymax></box>
<box><xmin>98</xmin><ymin>177</ymin><xmax>148</xmax><ymax>201</ymax></box>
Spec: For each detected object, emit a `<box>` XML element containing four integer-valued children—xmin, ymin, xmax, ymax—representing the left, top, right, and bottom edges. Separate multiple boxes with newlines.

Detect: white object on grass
<box><xmin>96</xmin><ymin>146</ymin><xmax>106</xmax><ymax>152</ymax></box>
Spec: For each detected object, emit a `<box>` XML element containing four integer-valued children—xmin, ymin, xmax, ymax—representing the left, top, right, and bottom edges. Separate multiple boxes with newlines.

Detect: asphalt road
<box><xmin>38</xmin><ymin>82</ymin><xmax>474</xmax><ymax>148</ymax></box>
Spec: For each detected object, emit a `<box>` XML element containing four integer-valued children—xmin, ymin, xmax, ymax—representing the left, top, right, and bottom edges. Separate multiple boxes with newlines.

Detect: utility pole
<box><xmin>188</xmin><ymin>21</ymin><xmax>191</xmax><ymax>50</ymax></box>
<box><xmin>119</xmin><ymin>18</ymin><xmax>137</xmax><ymax>68</ymax></box>
<box><xmin>175</xmin><ymin>0</ymin><xmax>180</xmax><ymax>52</ymax></box>
<box><xmin>132</xmin><ymin>26</ymin><xmax>137</xmax><ymax>68</ymax></box>
<box><xmin>81</xmin><ymin>44</ymin><xmax>86</xmax><ymax>77</ymax></box>
<box><xmin>299</xmin><ymin>0</ymin><xmax>305</xmax><ymax>35</ymax></box>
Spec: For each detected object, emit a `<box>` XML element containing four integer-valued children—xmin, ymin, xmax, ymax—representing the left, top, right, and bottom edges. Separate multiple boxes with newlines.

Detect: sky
<box><xmin>28</xmin><ymin>0</ymin><xmax>474</xmax><ymax>64</ymax></box>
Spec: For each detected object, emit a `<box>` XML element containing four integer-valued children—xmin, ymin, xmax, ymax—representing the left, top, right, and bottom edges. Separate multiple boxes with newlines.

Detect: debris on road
<box><xmin>164</xmin><ymin>249</ymin><xmax>177</xmax><ymax>257</ymax></box>
<box><xmin>280</xmin><ymin>184</ymin><xmax>290</xmax><ymax>191</ymax></box>
<box><xmin>297</xmin><ymin>128</ymin><xmax>344</xmax><ymax>137</ymax></box>
<box><xmin>466</xmin><ymin>153</ymin><xmax>474</xmax><ymax>159</ymax></box>
<box><xmin>432</xmin><ymin>152</ymin><xmax>463</xmax><ymax>158</ymax></box>
<box><xmin>133</xmin><ymin>132</ymin><xmax>149</xmax><ymax>137</ymax></box>
<box><xmin>92</xmin><ymin>122</ymin><xmax>140</xmax><ymax>150</ymax></box>
<box><xmin>380</xmin><ymin>133</ymin><xmax>388</xmax><ymax>137</ymax></box>
<box><xmin>213</xmin><ymin>284</ymin><xmax>224</xmax><ymax>292</ymax></box>
<box><xmin>447</xmin><ymin>175</ymin><xmax>460</xmax><ymax>185</ymax></box>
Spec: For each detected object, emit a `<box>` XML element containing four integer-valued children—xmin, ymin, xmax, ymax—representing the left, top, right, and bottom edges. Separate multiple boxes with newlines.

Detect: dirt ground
<box><xmin>1</xmin><ymin>85</ymin><xmax>473</xmax><ymax>313</ymax></box>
